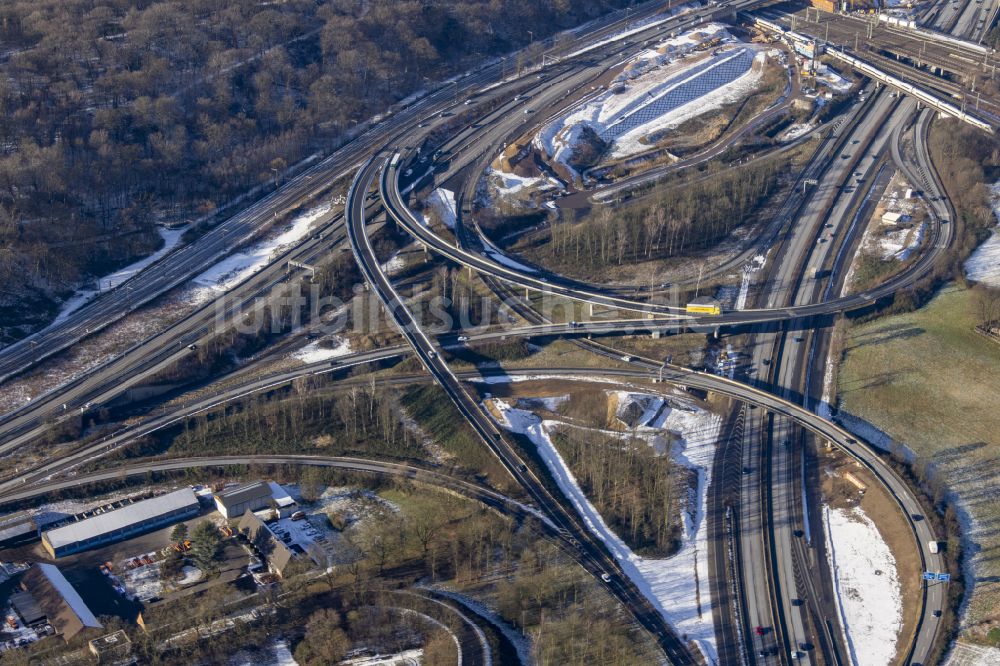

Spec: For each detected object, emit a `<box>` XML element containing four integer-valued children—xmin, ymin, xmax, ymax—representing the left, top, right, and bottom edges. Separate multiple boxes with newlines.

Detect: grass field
<box><xmin>836</xmin><ymin>284</ymin><xmax>1000</xmax><ymax>636</ymax></box>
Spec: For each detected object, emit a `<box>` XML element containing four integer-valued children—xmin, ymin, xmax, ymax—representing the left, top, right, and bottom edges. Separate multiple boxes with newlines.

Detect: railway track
<box><xmin>459</xmin><ymin>78</ymin><xmax>898</xmax><ymax>665</ymax></box>
<box><xmin>0</xmin><ymin>199</ymin><xmax>385</xmax><ymax>452</ymax></box>
<box><xmin>856</xmin><ymin>46</ymin><xmax>1000</xmax><ymax>116</ymax></box>
<box><xmin>0</xmin><ymin>2</ymin><xmax>968</xmax><ymax>663</ymax></box>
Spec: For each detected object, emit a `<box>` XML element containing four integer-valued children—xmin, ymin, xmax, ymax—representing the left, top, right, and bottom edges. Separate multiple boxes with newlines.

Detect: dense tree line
<box><xmin>881</xmin><ymin>118</ymin><xmax>1000</xmax><ymax>314</ymax></box>
<box><xmin>402</xmin><ymin>384</ymin><xmax>513</xmax><ymax>487</ymax></box>
<box><xmin>973</xmin><ymin>284</ymin><xmax>1000</xmax><ymax>330</ymax></box>
<box><xmin>552</xmin><ymin>427</ymin><xmax>681</xmax><ymax>556</ymax></box>
<box><xmin>0</xmin><ymin>0</ymin><xmax>633</xmax><ymax>339</ymax></box>
<box><xmin>928</xmin><ymin>119</ymin><xmax>996</xmax><ymax>265</ymax></box>
<box><xmin>170</xmin><ymin>386</ymin><xmax>427</xmax><ymax>460</ymax></box>
<box><xmin>160</xmin><ymin>382</ymin><xmax>514</xmax><ymax>485</ymax></box>
<box><xmin>544</xmin><ymin>158</ymin><xmax>785</xmax><ymax>270</ymax></box>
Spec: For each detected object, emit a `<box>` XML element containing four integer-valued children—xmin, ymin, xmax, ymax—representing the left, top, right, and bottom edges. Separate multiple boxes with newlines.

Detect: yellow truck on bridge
<box><xmin>686</xmin><ymin>297</ymin><xmax>722</xmax><ymax>316</ymax></box>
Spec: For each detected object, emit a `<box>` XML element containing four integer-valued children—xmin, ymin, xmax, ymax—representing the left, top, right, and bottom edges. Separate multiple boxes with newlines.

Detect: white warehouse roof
<box><xmin>43</xmin><ymin>488</ymin><xmax>198</xmax><ymax>551</ymax></box>
<box><xmin>267</xmin><ymin>481</ymin><xmax>295</xmax><ymax>508</ymax></box>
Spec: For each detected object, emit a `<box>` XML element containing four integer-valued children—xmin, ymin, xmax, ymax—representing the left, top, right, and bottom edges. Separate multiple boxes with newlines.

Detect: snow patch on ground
<box><xmin>176</xmin><ymin>565</ymin><xmax>205</xmax><ymax>586</ymax></box>
<box><xmin>965</xmin><ymin>181</ymin><xmax>1000</xmax><ymax>286</ymax></box>
<box><xmin>836</xmin><ymin>412</ymin><xmax>897</xmax><ymax>455</ymax></box>
<box><xmin>518</xmin><ymin>395</ymin><xmax>570</xmax><ymax>412</ymax></box>
<box><xmin>818</xmin><ymin>355</ymin><xmax>836</xmax><ymax>420</ymax></box>
<box><xmin>485</xmin><ymin>166</ymin><xmax>566</xmax><ymax>209</ymax></box>
<box><xmin>0</xmin><ymin>605</ymin><xmax>43</xmax><ymax>650</ymax></box>
<box><xmin>565</xmin><ymin>7</ymin><xmax>696</xmax><ymax>59</ymax></box>
<box><xmin>0</xmin><ymin>204</ymin><xmax>332</xmax><ymax>413</ymax></box>
<box><xmin>381</xmin><ymin>251</ymin><xmax>407</xmax><ymax>276</ymax></box>
<box><xmin>488</xmin><ymin>393</ymin><xmax>722</xmax><ymax>663</ymax></box>
<box><xmin>879</xmin><ymin>222</ymin><xmax>925</xmax><ymax>261</ymax></box>
<box><xmin>735</xmin><ymin>254</ymin><xmax>765</xmax><ymax>310</ymax></box>
<box><xmin>944</xmin><ymin>643</ymin><xmax>1000</xmax><ymax>666</ymax></box>
<box><xmin>605</xmin><ymin>16</ymin><xmax>731</xmax><ymax>70</ymax></box>
<box><xmin>229</xmin><ymin>639</ymin><xmax>300</xmax><ymax>666</ymax></box>
<box><xmin>101</xmin><ymin>227</ymin><xmax>188</xmax><ymax>291</ymax></box>
<box><xmin>779</xmin><ymin>122</ymin><xmax>816</xmax><ymax>143</ymax></box>
<box><xmin>490</xmin><ymin>168</ymin><xmax>562</xmax><ymax>196</ymax></box>
<box><xmin>292</xmin><ymin>338</ymin><xmax>352</xmax><ymax>364</ymax></box>
<box><xmin>121</xmin><ymin>555</ymin><xmax>164</xmax><ymax>602</ymax></box>
<box><xmin>185</xmin><ymin>203</ymin><xmax>331</xmax><ymax>304</ymax></box>
<box><xmin>823</xmin><ymin>505</ymin><xmax>903</xmax><ymax>666</ymax></box>
<box><xmin>426</xmin><ymin>189</ymin><xmax>457</xmax><ymax>229</ymax></box>
<box><xmin>536</xmin><ymin>25</ymin><xmax>764</xmax><ymax>177</ymax></box>
<box><xmin>341</xmin><ymin>649</ymin><xmax>422</xmax><ymax>666</ymax></box>
<box><xmin>53</xmin><ymin>226</ymin><xmax>186</xmax><ymax>325</ymax></box>
<box><xmin>814</xmin><ymin>63</ymin><xmax>853</xmax><ymax>93</ymax></box>
<box><xmin>479</xmin><ymin>234</ymin><xmax>538</xmax><ymax>273</ymax></box>
<box><xmin>966</xmin><ymin>229</ymin><xmax>1000</xmax><ymax>286</ymax></box>
<box><xmin>612</xmin><ymin>391</ymin><xmax>665</xmax><ymax>428</ymax></box>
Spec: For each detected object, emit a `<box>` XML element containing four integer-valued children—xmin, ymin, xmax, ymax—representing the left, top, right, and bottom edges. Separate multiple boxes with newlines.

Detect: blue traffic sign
<box><xmin>936</xmin><ymin>573</ymin><xmax>951</xmax><ymax>582</ymax></box>
<box><xmin>923</xmin><ymin>572</ymin><xmax>936</xmax><ymax>581</ymax></box>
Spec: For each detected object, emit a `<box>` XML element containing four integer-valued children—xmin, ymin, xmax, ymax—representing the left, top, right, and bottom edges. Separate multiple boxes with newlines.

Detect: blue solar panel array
<box><xmin>600</xmin><ymin>48</ymin><xmax>756</xmax><ymax>141</ymax></box>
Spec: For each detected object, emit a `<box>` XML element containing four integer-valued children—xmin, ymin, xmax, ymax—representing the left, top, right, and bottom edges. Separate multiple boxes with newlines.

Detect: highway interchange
<box><xmin>0</xmin><ymin>0</ymin><xmax>989</xmax><ymax>663</ymax></box>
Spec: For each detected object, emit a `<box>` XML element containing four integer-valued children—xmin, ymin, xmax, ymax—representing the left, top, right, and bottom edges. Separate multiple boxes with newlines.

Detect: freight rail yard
<box><xmin>0</xmin><ymin>0</ymin><xmax>998</xmax><ymax>664</ymax></box>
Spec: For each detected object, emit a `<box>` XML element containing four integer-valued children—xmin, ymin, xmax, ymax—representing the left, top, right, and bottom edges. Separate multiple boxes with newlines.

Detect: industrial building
<box><xmin>41</xmin><ymin>488</ymin><xmax>200</xmax><ymax>558</ymax></box>
<box><xmin>0</xmin><ymin>510</ymin><xmax>37</xmax><ymax>547</ymax></box>
<box><xmin>267</xmin><ymin>481</ymin><xmax>296</xmax><ymax>516</ymax></box>
<box><xmin>19</xmin><ymin>564</ymin><xmax>102</xmax><ymax>642</ymax></box>
<box><xmin>10</xmin><ymin>589</ymin><xmax>46</xmax><ymax>626</ymax></box>
<box><xmin>881</xmin><ymin>211</ymin><xmax>910</xmax><ymax>225</ymax></box>
<box><xmin>238</xmin><ymin>510</ymin><xmax>294</xmax><ymax>576</ymax></box>
<box><xmin>810</xmin><ymin>0</ymin><xmax>838</xmax><ymax>12</ymax></box>
<box><xmin>88</xmin><ymin>629</ymin><xmax>132</xmax><ymax>663</ymax></box>
<box><xmin>214</xmin><ymin>480</ymin><xmax>297</xmax><ymax>520</ymax></box>
<box><xmin>214</xmin><ymin>481</ymin><xmax>273</xmax><ymax>520</ymax></box>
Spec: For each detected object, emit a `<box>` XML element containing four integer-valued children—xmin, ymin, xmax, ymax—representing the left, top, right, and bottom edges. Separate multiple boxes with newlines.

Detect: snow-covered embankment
<box><xmin>487</xmin><ymin>391</ymin><xmax>722</xmax><ymax>663</ymax></box>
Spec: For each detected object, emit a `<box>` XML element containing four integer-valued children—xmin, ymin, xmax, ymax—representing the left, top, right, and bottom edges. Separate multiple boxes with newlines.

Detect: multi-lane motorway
<box><xmin>366</xmin><ymin>12</ymin><xmax>960</xmax><ymax>663</ymax></box>
<box><xmin>0</xmin><ymin>0</ymin><xmax>681</xmax><ymax>385</ymax></box>
<box><xmin>0</xmin><ymin>0</ymin><xmax>730</xmax><ymax>452</ymax></box>
<box><xmin>348</xmin><ymin>152</ymin><xmax>703</xmax><ymax>663</ymax></box>
<box><xmin>0</xmin><ymin>0</ymin><xmax>982</xmax><ymax>663</ymax></box>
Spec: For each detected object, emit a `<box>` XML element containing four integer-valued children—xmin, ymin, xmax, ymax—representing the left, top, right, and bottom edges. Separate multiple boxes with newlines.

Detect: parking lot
<box><xmin>267</xmin><ymin>513</ymin><xmax>332</xmax><ymax>566</ymax></box>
